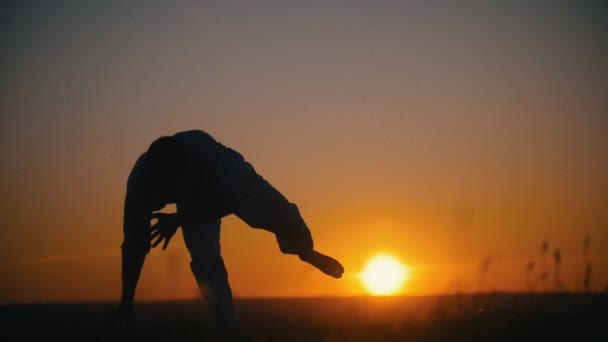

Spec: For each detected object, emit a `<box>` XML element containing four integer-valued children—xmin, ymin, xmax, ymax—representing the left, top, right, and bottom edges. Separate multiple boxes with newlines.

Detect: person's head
<box><xmin>147</xmin><ymin>136</ymin><xmax>187</xmax><ymax>192</ymax></box>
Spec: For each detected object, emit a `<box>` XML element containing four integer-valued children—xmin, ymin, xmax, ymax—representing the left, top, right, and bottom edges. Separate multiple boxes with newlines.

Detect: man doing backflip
<box><xmin>115</xmin><ymin>130</ymin><xmax>344</xmax><ymax>327</ymax></box>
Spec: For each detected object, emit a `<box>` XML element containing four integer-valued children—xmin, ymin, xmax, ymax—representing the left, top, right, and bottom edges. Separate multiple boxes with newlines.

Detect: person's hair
<box><xmin>147</xmin><ymin>136</ymin><xmax>187</xmax><ymax>179</ymax></box>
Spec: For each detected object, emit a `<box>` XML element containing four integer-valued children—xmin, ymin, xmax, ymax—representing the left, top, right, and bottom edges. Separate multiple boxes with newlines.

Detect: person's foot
<box><xmin>299</xmin><ymin>250</ymin><xmax>344</xmax><ymax>278</ymax></box>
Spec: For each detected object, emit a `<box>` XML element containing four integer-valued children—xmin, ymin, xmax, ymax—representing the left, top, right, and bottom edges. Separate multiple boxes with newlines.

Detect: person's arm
<box><xmin>119</xmin><ymin>192</ymin><xmax>151</xmax><ymax>311</ymax></box>
<box><xmin>115</xmin><ymin>158</ymin><xmax>154</xmax><ymax>322</ymax></box>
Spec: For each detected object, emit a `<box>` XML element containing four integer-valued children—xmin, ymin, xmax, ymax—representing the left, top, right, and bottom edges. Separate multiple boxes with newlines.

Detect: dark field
<box><xmin>1</xmin><ymin>294</ymin><xmax>606</xmax><ymax>341</ymax></box>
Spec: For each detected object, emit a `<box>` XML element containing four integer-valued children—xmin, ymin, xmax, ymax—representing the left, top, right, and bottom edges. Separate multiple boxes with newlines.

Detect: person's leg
<box><xmin>179</xmin><ymin>216</ymin><xmax>238</xmax><ymax>327</ymax></box>
<box><xmin>233</xmin><ymin>177</ymin><xmax>344</xmax><ymax>278</ymax></box>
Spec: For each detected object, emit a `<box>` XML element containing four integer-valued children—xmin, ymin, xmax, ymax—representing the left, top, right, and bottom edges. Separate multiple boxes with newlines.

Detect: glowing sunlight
<box><xmin>359</xmin><ymin>254</ymin><xmax>410</xmax><ymax>296</ymax></box>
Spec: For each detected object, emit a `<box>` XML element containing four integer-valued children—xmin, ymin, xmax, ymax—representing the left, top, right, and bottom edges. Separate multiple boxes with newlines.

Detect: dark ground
<box><xmin>1</xmin><ymin>293</ymin><xmax>606</xmax><ymax>341</ymax></box>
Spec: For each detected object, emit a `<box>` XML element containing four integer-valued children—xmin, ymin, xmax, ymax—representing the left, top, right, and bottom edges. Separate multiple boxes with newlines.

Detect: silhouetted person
<box><xmin>114</xmin><ymin>130</ymin><xmax>344</xmax><ymax>328</ymax></box>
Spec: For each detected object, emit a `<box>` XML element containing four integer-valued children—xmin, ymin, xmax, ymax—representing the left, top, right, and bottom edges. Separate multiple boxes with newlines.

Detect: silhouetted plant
<box><xmin>478</xmin><ymin>256</ymin><xmax>491</xmax><ymax>292</ymax></box>
<box><xmin>553</xmin><ymin>249</ymin><xmax>561</xmax><ymax>291</ymax></box>
<box><xmin>540</xmin><ymin>240</ymin><xmax>550</xmax><ymax>291</ymax></box>
<box><xmin>526</xmin><ymin>261</ymin><xmax>535</xmax><ymax>292</ymax></box>
<box><xmin>584</xmin><ymin>262</ymin><xmax>592</xmax><ymax>292</ymax></box>
<box><xmin>583</xmin><ymin>234</ymin><xmax>591</xmax><ymax>292</ymax></box>
<box><xmin>539</xmin><ymin>271</ymin><xmax>549</xmax><ymax>287</ymax></box>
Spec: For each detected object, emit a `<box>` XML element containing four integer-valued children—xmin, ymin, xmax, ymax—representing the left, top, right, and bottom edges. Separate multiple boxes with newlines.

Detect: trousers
<box><xmin>177</xmin><ymin>177</ymin><xmax>314</xmax><ymax>326</ymax></box>
<box><xmin>180</xmin><ymin>217</ymin><xmax>238</xmax><ymax>327</ymax></box>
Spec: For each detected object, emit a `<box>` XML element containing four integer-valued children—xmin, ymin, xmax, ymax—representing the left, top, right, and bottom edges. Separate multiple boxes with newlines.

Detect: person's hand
<box><xmin>150</xmin><ymin>212</ymin><xmax>180</xmax><ymax>250</ymax></box>
<box><xmin>299</xmin><ymin>250</ymin><xmax>345</xmax><ymax>279</ymax></box>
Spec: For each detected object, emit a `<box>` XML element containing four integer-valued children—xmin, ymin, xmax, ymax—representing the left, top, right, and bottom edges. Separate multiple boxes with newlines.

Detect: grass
<box><xmin>1</xmin><ymin>293</ymin><xmax>606</xmax><ymax>341</ymax></box>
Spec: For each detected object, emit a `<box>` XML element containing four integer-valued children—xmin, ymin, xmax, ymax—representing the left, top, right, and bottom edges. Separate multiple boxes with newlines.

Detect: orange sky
<box><xmin>1</xmin><ymin>1</ymin><xmax>607</xmax><ymax>303</ymax></box>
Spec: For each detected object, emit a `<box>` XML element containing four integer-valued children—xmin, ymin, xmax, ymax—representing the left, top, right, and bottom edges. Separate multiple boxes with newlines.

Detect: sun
<box><xmin>359</xmin><ymin>254</ymin><xmax>410</xmax><ymax>296</ymax></box>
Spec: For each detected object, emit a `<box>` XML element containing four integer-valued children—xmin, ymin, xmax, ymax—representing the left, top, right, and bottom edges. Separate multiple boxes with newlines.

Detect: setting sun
<box><xmin>359</xmin><ymin>254</ymin><xmax>410</xmax><ymax>296</ymax></box>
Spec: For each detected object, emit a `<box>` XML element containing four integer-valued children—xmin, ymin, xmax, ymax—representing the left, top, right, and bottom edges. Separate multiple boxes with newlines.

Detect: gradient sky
<box><xmin>1</xmin><ymin>0</ymin><xmax>607</xmax><ymax>303</ymax></box>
